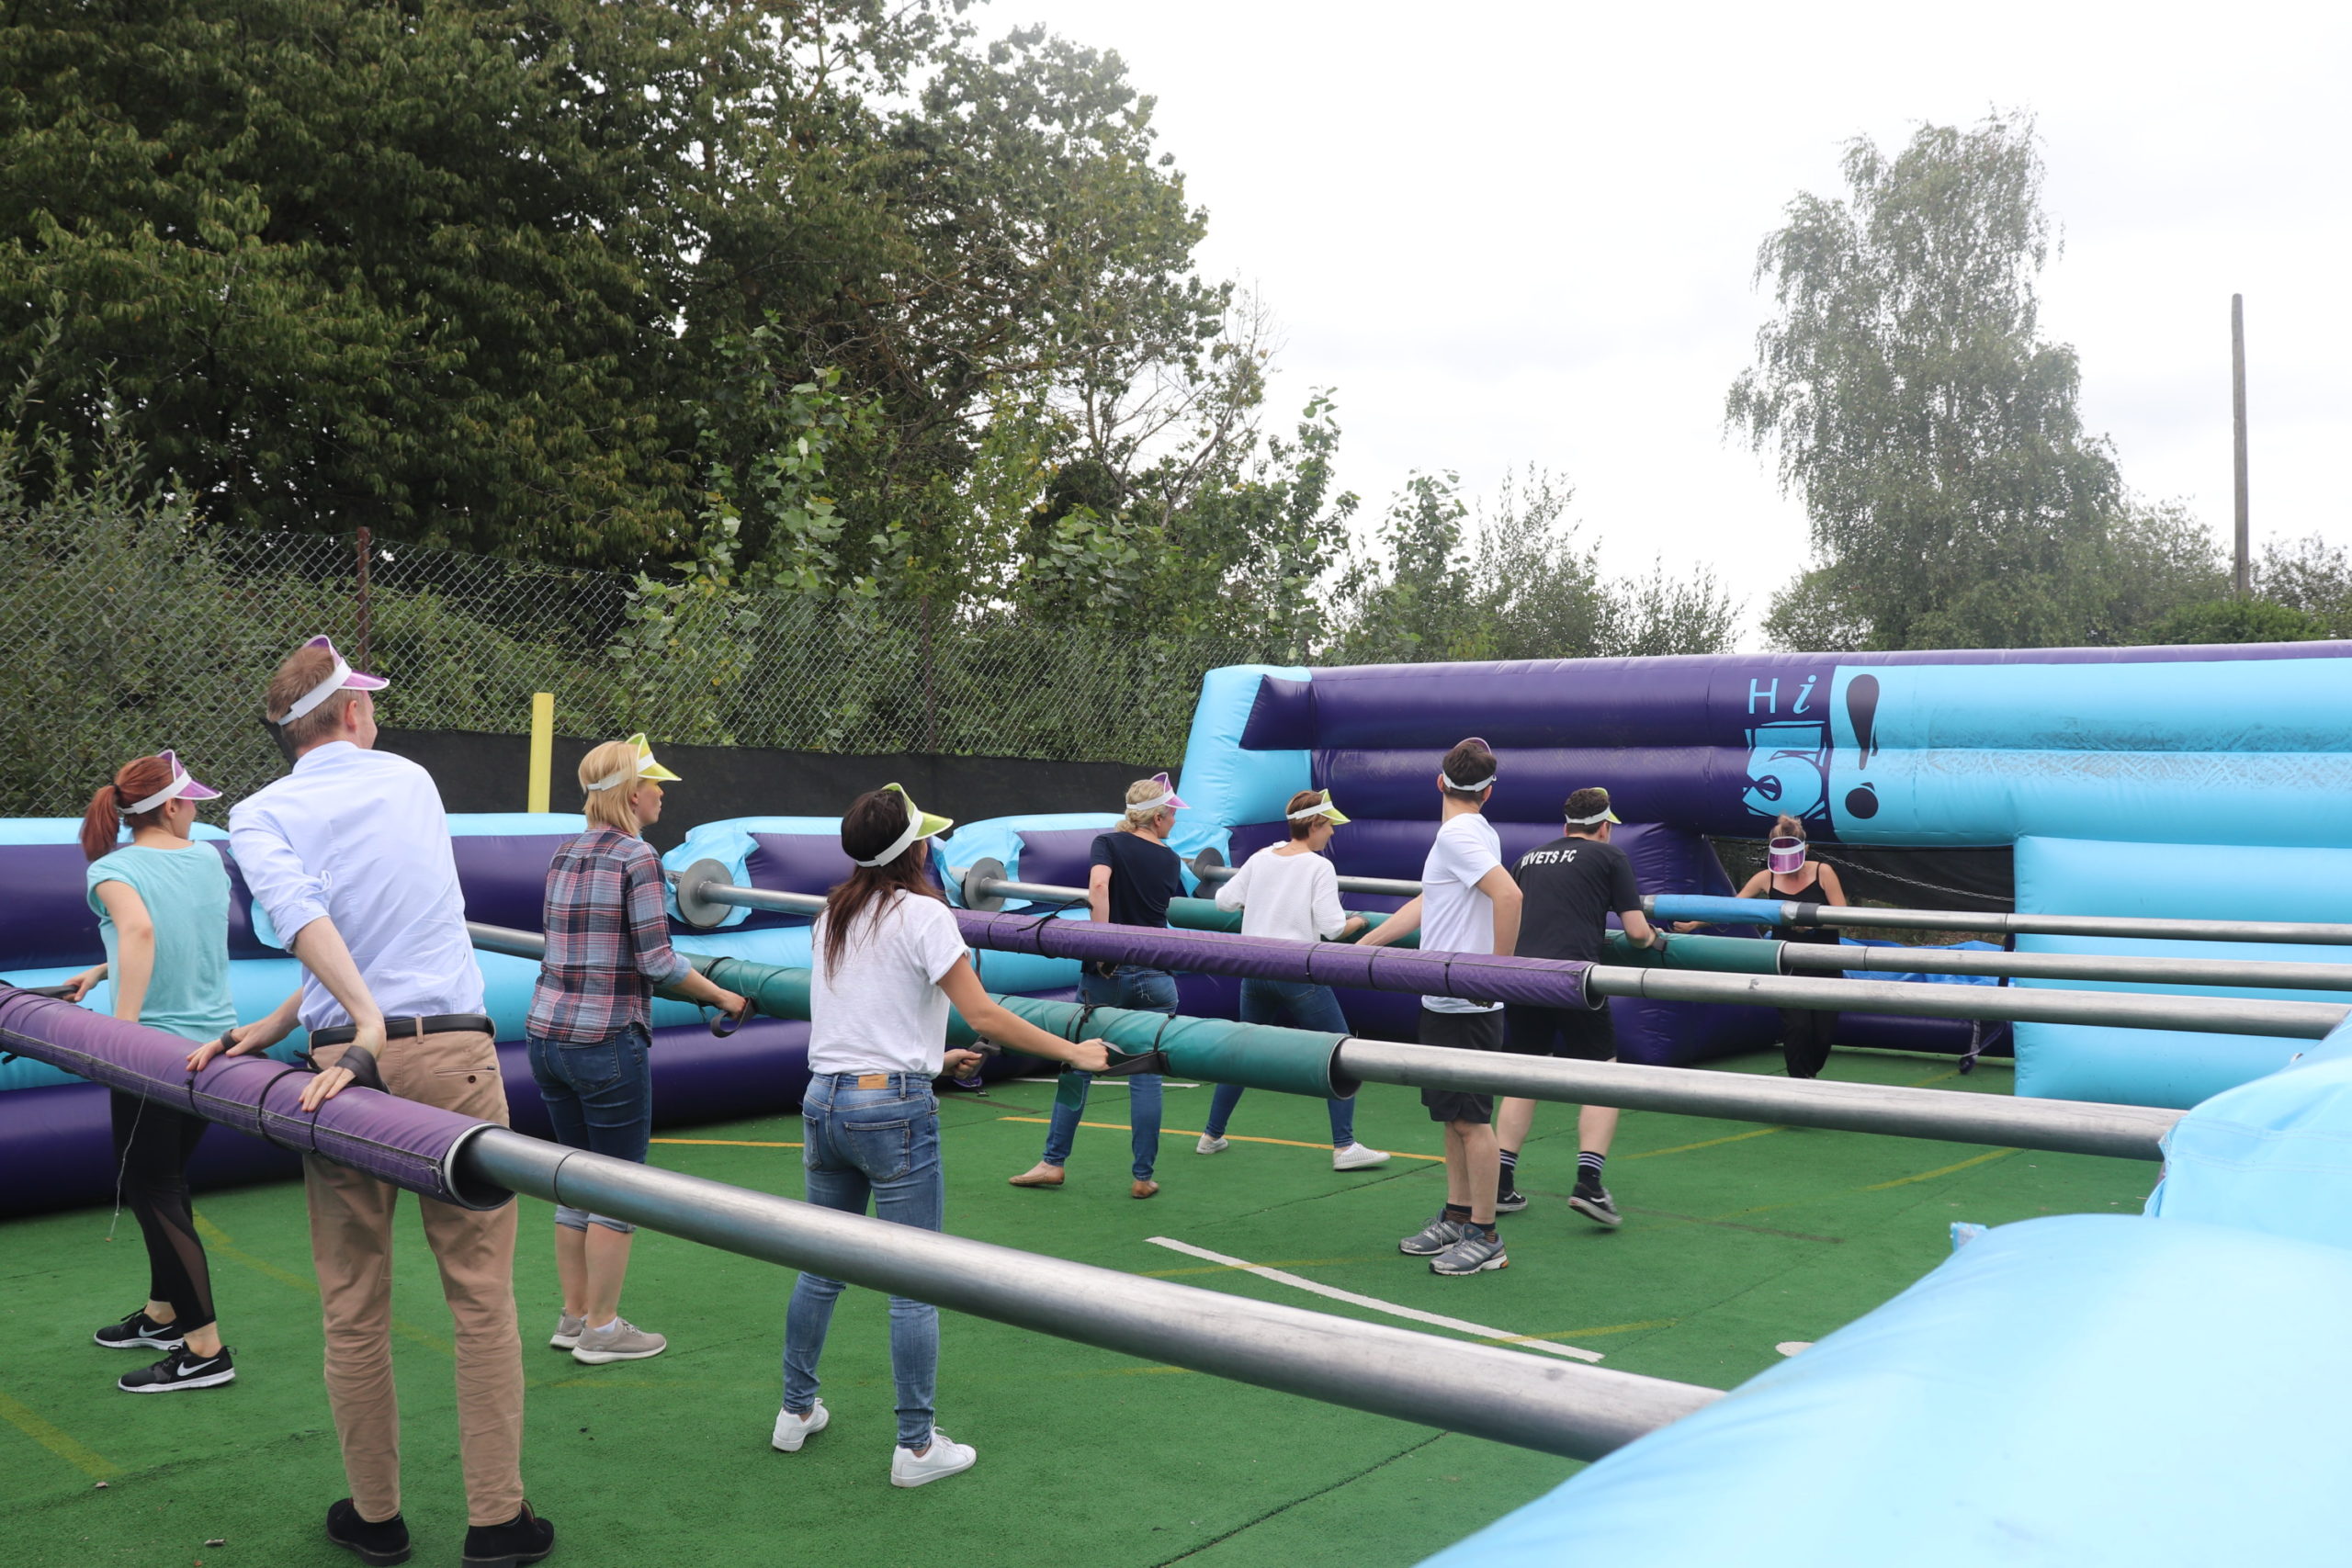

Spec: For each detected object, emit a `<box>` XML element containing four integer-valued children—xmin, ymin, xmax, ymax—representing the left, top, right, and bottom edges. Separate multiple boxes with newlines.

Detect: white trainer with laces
<box><xmin>548</xmin><ymin>1313</ymin><xmax>585</xmax><ymax>1350</ymax></box>
<box><xmin>772</xmin><ymin>1399</ymin><xmax>830</xmax><ymax>1452</ymax></box>
<box><xmin>891</xmin><ymin>1429</ymin><xmax>978</xmax><ymax>1487</ymax></box>
<box><xmin>571</xmin><ymin>1315</ymin><xmax>667</xmax><ymax>1364</ymax></box>
<box><xmin>1195</xmin><ymin>1133</ymin><xmax>1228</xmax><ymax>1154</ymax></box>
<box><xmin>1332</xmin><ymin>1143</ymin><xmax>1391</xmax><ymax>1170</ymax></box>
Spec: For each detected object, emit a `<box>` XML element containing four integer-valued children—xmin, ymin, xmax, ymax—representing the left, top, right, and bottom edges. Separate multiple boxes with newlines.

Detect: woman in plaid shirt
<box><xmin>526</xmin><ymin>734</ymin><xmax>747</xmax><ymax>1367</ymax></box>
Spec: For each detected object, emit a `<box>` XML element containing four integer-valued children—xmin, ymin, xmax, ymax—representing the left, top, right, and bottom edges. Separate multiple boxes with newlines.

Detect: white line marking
<box><xmin>1145</xmin><ymin>1236</ymin><xmax>1603</xmax><ymax>1362</ymax></box>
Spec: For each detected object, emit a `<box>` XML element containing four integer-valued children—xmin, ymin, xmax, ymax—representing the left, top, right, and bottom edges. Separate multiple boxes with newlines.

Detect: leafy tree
<box><xmin>2253</xmin><ymin>535</ymin><xmax>2352</xmax><ymax>636</ymax></box>
<box><xmin>2148</xmin><ymin>597</ymin><xmax>2332</xmax><ymax>644</ymax></box>
<box><xmin>1730</xmin><ymin>116</ymin><xmax>2140</xmax><ymax>650</ymax></box>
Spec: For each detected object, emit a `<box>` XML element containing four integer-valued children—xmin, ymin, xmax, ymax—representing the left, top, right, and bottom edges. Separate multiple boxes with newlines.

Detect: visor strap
<box><xmin>1564</xmin><ymin>809</ymin><xmax>1611</xmax><ymax>826</ymax></box>
<box><xmin>1440</xmin><ymin>772</ymin><xmax>1495</xmax><ymax>793</ymax></box>
<box><xmin>853</xmin><ymin>805</ymin><xmax>926</xmax><ymax>868</ymax></box>
<box><xmin>123</xmin><ymin>769</ymin><xmax>194</xmax><ymax>816</ymax></box>
<box><xmin>1286</xmin><ymin>797</ymin><xmax>1341</xmax><ymax>821</ymax></box>
<box><xmin>1129</xmin><ymin>791</ymin><xmax>1176</xmax><ymax>815</ymax></box>
<box><xmin>586</xmin><ymin>761</ymin><xmax>639</xmax><ymax>792</ymax></box>
<box><xmin>279</xmin><ymin>659</ymin><xmax>354</xmax><ymax>724</ymax></box>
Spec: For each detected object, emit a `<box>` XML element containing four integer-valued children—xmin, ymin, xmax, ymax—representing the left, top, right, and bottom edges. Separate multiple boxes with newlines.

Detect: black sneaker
<box><xmin>462</xmin><ymin>1501</ymin><xmax>555</xmax><ymax>1567</ymax></box>
<box><xmin>1568</xmin><ymin>1179</ymin><xmax>1623</xmax><ymax>1228</ymax></box>
<box><xmin>94</xmin><ymin>1309</ymin><xmax>183</xmax><ymax>1351</ymax></box>
<box><xmin>1495</xmin><ymin>1187</ymin><xmax>1530</xmax><ymax>1213</ymax></box>
<box><xmin>327</xmin><ymin>1498</ymin><xmax>413</xmax><ymax>1566</ymax></box>
<box><xmin>118</xmin><ymin>1344</ymin><xmax>235</xmax><ymax>1393</ymax></box>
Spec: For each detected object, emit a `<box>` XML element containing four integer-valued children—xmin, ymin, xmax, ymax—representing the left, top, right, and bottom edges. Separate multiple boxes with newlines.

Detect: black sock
<box><xmin>1498</xmin><ymin>1149</ymin><xmax>1520</xmax><ymax>1189</ymax></box>
<box><xmin>1577</xmin><ymin>1151</ymin><xmax>1606</xmax><ymax>1184</ymax></box>
<box><xmin>1481</xmin><ymin>1223</ymin><xmax>1500</xmax><ymax>1240</ymax></box>
<box><xmin>1443</xmin><ymin>1202</ymin><xmax>1473</xmax><ymax>1222</ymax></box>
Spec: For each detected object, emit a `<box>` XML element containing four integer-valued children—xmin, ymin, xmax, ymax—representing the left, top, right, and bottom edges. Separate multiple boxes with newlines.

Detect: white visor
<box><xmin>124</xmin><ymin>768</ymin><xmax>197</xmax><ymax>816</ymax></box>
<box><xmin>1441</xmin><ymin>771</ymin><xmax>1496</xmax><ymax>793</ymax></box>
<box><xmin>1128</xmin><ymin>791</ymin><xmax>1177</xmax><ymax>815</ymax></box>
<box><xmin>852</xmin><ymin>806</ymin><xmax>926</xmax><ymax>868</ymax></box>
<box><xmin>281</xmin><ymin>657</ymin><xmax>357</xmax><ymax>723</ymax></box>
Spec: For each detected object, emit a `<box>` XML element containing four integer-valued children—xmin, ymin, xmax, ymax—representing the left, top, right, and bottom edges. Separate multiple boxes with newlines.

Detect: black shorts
<box><xmin>1504</xmin><ymin>1002</ymin><xmax>1617</xmax><ymax>1063</ymax></box>
<box><xmin>1418</xmin><ymin>1007</ymin><xmax>1506</xmax><ymax>1124</ymax></box>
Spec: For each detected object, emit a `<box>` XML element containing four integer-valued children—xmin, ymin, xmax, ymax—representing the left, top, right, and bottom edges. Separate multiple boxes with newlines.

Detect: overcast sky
<box><xmin>1007</xmin><ymin>1</ymin><xmax>2350</xmax><ymax>646</ymax></box>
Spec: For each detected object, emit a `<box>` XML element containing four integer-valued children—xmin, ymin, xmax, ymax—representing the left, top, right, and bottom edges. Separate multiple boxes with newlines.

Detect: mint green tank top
<box><xmin>85</xmin><ymin>843</ymin><xmax>238</xmax><ymax>1043</ymax></box>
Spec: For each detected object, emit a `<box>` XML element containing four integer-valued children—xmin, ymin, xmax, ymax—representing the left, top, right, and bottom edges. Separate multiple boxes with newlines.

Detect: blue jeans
<box><xmin>783</xmin><ymin>1072</ymin><xmax>944</xmax><ymax>1447</ymax></box>
<box><xmin>528</xmin><ymin>1023</ymin><xmax>651</xmax><ymax>1233</ymax></box>
<box><xmin>1041</xmin><ymin>965</ymin><xmax>1175</xmax><ymax>1179</ymax></box>
<box><xmin>1204</xmin><ymin>979</ymin><xmax>1358</xmax><ymax>1148</ymax></box>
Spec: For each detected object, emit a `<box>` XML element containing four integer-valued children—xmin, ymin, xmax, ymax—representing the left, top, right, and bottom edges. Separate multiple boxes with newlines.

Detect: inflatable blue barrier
<box><xmin>2145</xmin><ymin>1015</ymin><xmax>2352</xmax><ymax>1251</ymax></box>
<box><xmin>1420</xmin><ymin>1213</ymin><xmax>2352</xmax><ymax>1568</ymax></box>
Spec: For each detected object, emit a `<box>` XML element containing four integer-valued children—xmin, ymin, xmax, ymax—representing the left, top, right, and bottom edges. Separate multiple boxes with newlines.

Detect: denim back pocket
<box><xmin>836</xmin><ymin>1117</ymin><xmax>914</xmax><ymax>1182</ymax></box>
<box><xmin>557</xmin><ymin>1040</ymin><xmax>623</xmax><ymax>1092</ymax></box>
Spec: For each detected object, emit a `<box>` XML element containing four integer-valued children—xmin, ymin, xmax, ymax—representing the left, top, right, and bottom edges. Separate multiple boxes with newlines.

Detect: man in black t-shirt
<box><xmin>1497</xmin><ymin>786</ymin><xmax>1663</xmax><ymax>1228</ymax></box>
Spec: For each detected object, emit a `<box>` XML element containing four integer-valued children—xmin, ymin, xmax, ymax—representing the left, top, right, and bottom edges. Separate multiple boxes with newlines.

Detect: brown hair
<box><xmin>81</xmin><ymin>754</ymin><xmax>179</xmax><ymax>862</ymax></box>
<box><xmin>1564</xmin><ymin>787</ymin><xmax>1613</xmax><ymax>834</ymax></box>
<box><xmin>1440</xmin><ymin>739</ymin><xmax>1497</xmax><ymax>801</ymax></box>
<box><xmin>820</xmin><ymin>788</ymin><xmax>945</xmax><ymax>974</ymax></box>
<box><xmin>266</xmin><ymin>643</ymin><xmax>357</xmax><ymax>750</ymax></box>
<box><xmin>579</xmin><ymin>739</ymin><xmax>643</xmax><ymax>836</ymax></box>
<box><xmin>1285</xmin><ymin>789</ymin><xmax>1329</xmax><ymax>840</ymax></box>
<box><xmin>1771</xmin><ymin>814</ymin><xmax>1807</xmax><ymax>841</ymax></box>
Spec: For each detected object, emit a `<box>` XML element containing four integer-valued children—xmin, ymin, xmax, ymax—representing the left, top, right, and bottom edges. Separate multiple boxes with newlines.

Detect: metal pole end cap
<box><xmin>673</xmin><ymin>858</ymin><xmax>736</xmax><ymax>931</ymax></box>
<box><xmin>962</xmin><ymin>857</ymin><xmax>1008</xmax><ymax>912</ymax></box>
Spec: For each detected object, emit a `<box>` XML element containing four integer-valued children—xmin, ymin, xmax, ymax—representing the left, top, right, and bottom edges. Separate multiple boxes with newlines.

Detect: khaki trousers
<box><xmin>305</xmin><ymin>1029</ymin><xmax>524</xmax><ymax>1527</ymax></box>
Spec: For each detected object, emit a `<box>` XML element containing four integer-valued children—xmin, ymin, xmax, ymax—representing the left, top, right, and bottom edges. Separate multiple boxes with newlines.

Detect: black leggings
<box><xmin>109</xmin><ymin>1090</ymin><xmax>217</xmax><ymax>1333</ymax></box>
<box><xmin>1778</xmin><ymin>1010</ymin><xmax>1838</xmax><ymax>1080</ymax></box>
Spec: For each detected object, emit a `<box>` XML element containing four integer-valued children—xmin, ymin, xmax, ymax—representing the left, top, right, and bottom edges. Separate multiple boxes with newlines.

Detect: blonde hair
<box><xmin>1120</xmin><ymin>778</ymin><xmax>1170</xmax><ymax>835</ymax></box>
<box><xmin>266</xmin><ymin>644</ymin><xmax>357</xmax><ymax>749</ymax></box>
<box><xmin>580</xmin><ymin>739</ymin><xmax>644</xmax><ymax>835</ymax></box>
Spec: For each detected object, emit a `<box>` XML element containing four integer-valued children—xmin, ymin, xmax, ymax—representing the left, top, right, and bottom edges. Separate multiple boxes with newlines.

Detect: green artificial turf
<box><xmin>0</xmin><ymin>1051</ymin><xmax>2154</xmax><ymax>1567</ymax></box>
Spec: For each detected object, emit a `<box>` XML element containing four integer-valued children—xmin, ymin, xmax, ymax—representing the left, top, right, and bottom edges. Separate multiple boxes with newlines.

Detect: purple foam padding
<box><xmin>0</xmin><ymin>1080</ymin><xmax>304</xmax><ymax>1219</ymax></box>
<box><xmin>0</xmin><ymin>842</ymin><xmax>107</xmax><ymax>967</ymax></box>
<box><xmin>950</xmin><ymin>909</ymin><xmax>1592</xmax><ymax>1010</ymax></box>
<box><xmin>1317</xmin><ymin>746</ymin><xmax>1746</xmax><ymax>828</ymax></box>
<box><xmin>1837</xmin><ymin>1012</ymin><xmax>1996</xmax><ymax>1056</ymax></box>
<box><xmin>0</xmin><ymin>985</ymin><xmax>490</xmax><ymax>1205</ymax></box>
<box><xmin>449</xmin><ymin>834</ymin><xmax>573</xmax><ymax>933</ymax></box>
<box><xmin>1240</xmin><ymin>646</ymin><xmax>2352</xmax><ymax>751</ymax></box>
<box><xmin>749</xmin><ymin>832</ymin><xmax>857</xmax><ymax>897</ymax></box>
<box><xmin>1014</xmin><ymin>828</ymin><xmax>1111</xmax><ymax>890</ymax></box>
<box><xmin>213</xmin><ymin>842</ymin><xmax>273</xmax><ymax>959</ymax></box>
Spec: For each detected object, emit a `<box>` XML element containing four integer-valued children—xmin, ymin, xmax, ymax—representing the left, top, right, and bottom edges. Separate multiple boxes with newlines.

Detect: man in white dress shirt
<box><xmin>223</xmin><ymin>636</ymin><xmax>551</xmax><ymax>1567</ymax></box>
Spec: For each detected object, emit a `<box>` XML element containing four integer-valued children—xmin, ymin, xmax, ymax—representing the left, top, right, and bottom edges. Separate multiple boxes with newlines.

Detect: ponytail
<box><xmin>81</xmin><ymin>754</ymin><xmax>177</xmax><ymax>862</ymax></box>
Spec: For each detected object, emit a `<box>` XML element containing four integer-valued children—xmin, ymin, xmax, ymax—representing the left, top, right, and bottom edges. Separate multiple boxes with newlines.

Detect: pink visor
<box><xmin>277</xmin><ymin>635</ymin><xmax>389</xmax><ymax>725</ymax></box>
<box><xmin>1132</xmin><ymin>772</ymin><xmax>1189</xmax><ymax>813</ymax></box>
<box><xmin>124</xmin><ymin>750</ymin><xmax>220</xmax><ymax>814</ymax></box>
<box><xmin>1768</xmin><ymin>836</ymin><xmax>1807</xmax><ymax>874</ymax></box>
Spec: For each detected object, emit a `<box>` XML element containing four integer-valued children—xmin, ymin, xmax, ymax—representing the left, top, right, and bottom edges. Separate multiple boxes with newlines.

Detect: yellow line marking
<box><xmin>998</xmin><ymin>1118</ymin><xmax>1440</xmax><ymax>1161</ymax></box>
<box><xmin>1625</xmin><ymin>1126</ymin><xmax>1784</xmax><ymax>1160</ymax></box>
<box><xmin>1144</xmin><ymin>1256</ymin><xmax>1392</xmax><ymax>1277</ymax></box>
<box><xmin>1862</xmin><ymin>1148</ymin><xmax>2018</xmax><ymax>1190</ymax></box>
<box><xmin>650</xmin><ymin>1138</ymin><xmax>803</xmax><ymax>1148</ymax></box>
<box><xmin>0</xmin><ymin>1388</ymin><xmax>117</xmax><ymax>1479</ymax></box>
<box><xmin>1508</xmin><ymin>1318</ymin><xmax>1679</xmax><ymax>1342</ymax></box>
<box><xmin>196</xmin><ymin>1212</ymin><xmax>451</xmax><ymax>1357</ymax></box>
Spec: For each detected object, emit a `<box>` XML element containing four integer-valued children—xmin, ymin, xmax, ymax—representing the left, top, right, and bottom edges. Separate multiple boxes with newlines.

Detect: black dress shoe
<box><xmin>463</xmin><ymin>1501</ymin><xmax>555</xmax><ymax>1567</ymax></box>
<box><xmin>326</xmin><ymin>1498</ymin><xmax>412</xmax><ymax>1566</ymax></box>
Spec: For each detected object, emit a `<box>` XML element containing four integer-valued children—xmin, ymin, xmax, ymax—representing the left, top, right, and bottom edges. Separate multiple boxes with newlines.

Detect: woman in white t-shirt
<box><xmin>774</xmin><ymin>784</ymin><xmax>1109</xmax><ymax>1489</ymax></box>
<box><xmin>1195</xmin><ymin>790</ymin><xmax>1390</xmax><ymax>1171</ymax></box>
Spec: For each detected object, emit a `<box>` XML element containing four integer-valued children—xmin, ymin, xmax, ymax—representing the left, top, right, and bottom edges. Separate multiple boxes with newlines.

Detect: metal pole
<box><xmin>458</xmin><ymin>1129</ymin><xmax>1719</xmax><ymax>1461</ymax></box>
<box><xmin>1588</xmin><ymin>963</ymin><xmax>2345</xmax><ymax>1040</ymax></box>
<box><xmin>1191</xmin><ymin>850</ymin><xmax>1420</xmax><ymax>900</ymax></box>
<box><xmin>1779</xmin><ymin>940</ymin><xmax>2352</xmax><ymax>994</ymax></box>
<box><xmin>2233</xmin><ymin>293</ymin><xmax>2251</xmax><ymax>599</ymax></box>
<box><xmin>1334</xmin><ymin>1041</ymin><xmax>2180</xmax><ymax>1161</ymax></box>
<box><xmin>354</xmin><ymin>525</ymin><xmax>373</xmax><ymax>670</ymax></box>
<box><xmin>1651</xmin><ymin>896</ymin><xmax>2352</xmax><ymax>950</ymax></box>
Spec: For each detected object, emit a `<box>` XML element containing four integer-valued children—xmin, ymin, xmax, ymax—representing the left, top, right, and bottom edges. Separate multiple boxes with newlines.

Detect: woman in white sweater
<box><xmin>1198</xmin><ymin>790</ymin><xmax>1391</xmax><ymax>1171</ymax></box>
<box><xmin>774</xmin><ymin>784</ymin><xmax>1109</xmax><ymax>1487</ymax></box>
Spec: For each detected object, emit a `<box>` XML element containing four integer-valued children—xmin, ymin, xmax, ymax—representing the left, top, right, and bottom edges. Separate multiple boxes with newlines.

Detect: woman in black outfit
<box><xmin>1731</xmin><ymin>815</ymin><xmax>1848</xmax><ymax>1078</ymax></box>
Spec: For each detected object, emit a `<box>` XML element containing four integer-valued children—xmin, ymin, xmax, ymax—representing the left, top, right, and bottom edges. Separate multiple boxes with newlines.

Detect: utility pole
<box><xmin>2232</xmin><ymin>295</ymin><xmax>2250</xmax><ymax>598</ymax></box>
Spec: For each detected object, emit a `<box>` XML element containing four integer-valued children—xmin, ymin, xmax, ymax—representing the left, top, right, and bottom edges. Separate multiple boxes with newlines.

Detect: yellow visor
<box><xmin>851</xmin><ymin>783</ymin><xmax>955</xmax><ymax>867</ymax></box>
<box><xmin>1285</xmin><ymin>791</ymin><xmax>1351</xmax><ymax>826</ymax></box>
<box><xmin>588</xmin><ymin>732</ymin><xmax>680</xmax><ymax>790</ymax></box>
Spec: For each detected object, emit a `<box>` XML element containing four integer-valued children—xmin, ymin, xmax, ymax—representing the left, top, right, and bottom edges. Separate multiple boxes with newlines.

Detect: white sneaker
<box><xmin>1332</xmin><ymin>1143</ymin><xmax>1391</xmax><ymax>1170</ymax></box>
<box><xmin>772</xmin><ymin>1399</ymin><xmax>830</xmax><ymax>1452</ymax></box>
<box><xmin>891</xmin><ymin>1428</ymin><xmax>978</xmax><ymax>1487</ymax></box>
<box><xmin>570</xmin><ymin>1315</ymin><xmax>667</xmax><ymax>1364</ymax></box>
<box><xmin>1195</xmin><ymin>1133</ymin><xmax>1228</xmax><ymax>1154</ymax></box>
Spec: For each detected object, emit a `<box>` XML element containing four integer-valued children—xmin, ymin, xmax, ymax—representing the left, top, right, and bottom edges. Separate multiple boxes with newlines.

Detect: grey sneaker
<box><xmin>1568</xmin><ymin>1181</ymin><xmax>1623</xmax><ymax>1228</ymax></box>
<box><xmin>1398</xmin><ymin>1213</ymin><xmax>1474</xmax><ymax>1257</ymax></box>
<box><xmin>1430</xmin><ymin>1229</ymin><xmax>1509</xmax><ymax>1276</ymax></box>
<box><xmin>571</xmin><ymin>1316</ymin><xmax>667</xmax><ymax>1364</ymax></box>
<box><xmin>548</xmin><ymin>1313</ymin><xmax>585</xmax><ymax>1350</ymax></box>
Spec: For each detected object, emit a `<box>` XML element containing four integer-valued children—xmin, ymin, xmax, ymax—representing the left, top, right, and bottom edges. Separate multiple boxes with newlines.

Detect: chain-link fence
<box><xmin>0</xmin><ymin>513</ymin><xmax>1281</xmax><ymax>818</ymax></box>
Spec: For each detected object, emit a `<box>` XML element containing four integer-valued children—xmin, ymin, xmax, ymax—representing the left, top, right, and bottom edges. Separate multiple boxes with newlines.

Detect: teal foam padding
<box><xmin>1170</xmin><ymin>664</ymin><xmax>1311</xmax><ymax>871</ymax></box>
<box><xmin>1825</xmin><ymin>660</ymin><xmax>2352</xmax><ymax>845</ymax></box>
<box><xmin>445</xmin><ymin>812</ymin><xmax>585</xmax><ymax>836</ymax></box>
<box><xmin>2011</xmin><ymin>838</ymin><xmax>2352</xmax><ymax>1105</ymax></box>
<box><xmin>2147</xmin><ymin>1016</ymin><xmax>2352</xmax><ymax>1250</ymax></box>
<box><xmin>1420</xmin><ymin>1214</ymin><xmax>2352</xmax><ymax>1568</ymax></box>
<box><xmin>1</xmin><ymin>956</ymin><xmax>313</xmax><ymax>1091</ymax></box>
<box><xmin>0</xmin><ymin>818</ymin><xmax>230</xmax><ymax>845</ymax></box>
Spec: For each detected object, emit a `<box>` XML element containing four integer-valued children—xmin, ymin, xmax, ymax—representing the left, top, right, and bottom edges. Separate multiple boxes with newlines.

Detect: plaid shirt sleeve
<box><xmin>525</xmin><ymin>829</ymin><xmax>688</xmax><ymax>1044</ymax></box>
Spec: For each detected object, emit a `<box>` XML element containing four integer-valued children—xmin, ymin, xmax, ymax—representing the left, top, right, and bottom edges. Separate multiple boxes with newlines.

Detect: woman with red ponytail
<box><xmin>60</xmin><ymin>750</ymin><xmax>243</xmax><ymax>1392</ymax></box>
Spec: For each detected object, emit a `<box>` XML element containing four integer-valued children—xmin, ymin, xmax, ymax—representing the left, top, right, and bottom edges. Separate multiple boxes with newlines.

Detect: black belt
<box><xmin>311</xmin><ymin>1014</ymin><xmax>494</xmax><ymax>1049</ymax></box>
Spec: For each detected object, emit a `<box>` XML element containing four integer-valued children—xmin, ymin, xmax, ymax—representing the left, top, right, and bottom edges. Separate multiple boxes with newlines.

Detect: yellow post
<box><xmin>526</xmin><ymin>693</ymin><xmax>555</xmax><ymax>813</ymax></box>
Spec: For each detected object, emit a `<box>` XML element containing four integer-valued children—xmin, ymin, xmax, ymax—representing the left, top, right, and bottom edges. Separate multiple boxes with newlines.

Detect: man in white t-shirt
<box><xmin>1358</xmin><ymin>738</ymin><xmax>1522</xmax><ymax>1277</ymax></box>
